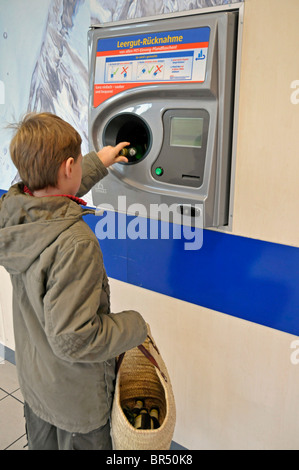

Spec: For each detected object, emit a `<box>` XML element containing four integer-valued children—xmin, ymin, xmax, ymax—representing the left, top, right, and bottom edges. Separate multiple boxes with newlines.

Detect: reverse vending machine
<box><xmin>88</xmin><ymin>10</ymin><xmax>238</xmax><ymax>228</ymax></box>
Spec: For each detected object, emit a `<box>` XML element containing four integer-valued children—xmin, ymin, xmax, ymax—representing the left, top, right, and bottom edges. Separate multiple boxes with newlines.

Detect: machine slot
<box><xmin>178</xmin><ymin>204</ymin><xmax>201</xmax><ymax>218</ymax></box>
<box><xmin>182</xmin><ymin>174</ymin><xmax>201</xmax><ymax>180</ymax></box>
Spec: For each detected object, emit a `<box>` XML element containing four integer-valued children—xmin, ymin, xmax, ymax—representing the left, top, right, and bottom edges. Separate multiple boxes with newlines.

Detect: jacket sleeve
<box><xmin>76</xmin><ymin>151</ymin><xmax>108</xmax><ymax>197</ymax></box>
<box><xmin>43</xmin><ymin>235</ymin><xmax>147</xmax><ymax>363</ymax></box>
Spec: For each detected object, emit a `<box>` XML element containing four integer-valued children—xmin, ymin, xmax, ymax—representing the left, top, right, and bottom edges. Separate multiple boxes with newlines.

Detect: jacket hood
<box><xmin>0</xmin><ymin>184</ymin><xmax>93</xmax><ymax>274</ymax></box>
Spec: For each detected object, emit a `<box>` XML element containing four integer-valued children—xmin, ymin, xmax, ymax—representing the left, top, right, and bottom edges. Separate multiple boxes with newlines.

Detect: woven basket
<box><xmin>111</xmin><ymin>325</ymin><xmax>176</xmax><ymax>450</ymax></box>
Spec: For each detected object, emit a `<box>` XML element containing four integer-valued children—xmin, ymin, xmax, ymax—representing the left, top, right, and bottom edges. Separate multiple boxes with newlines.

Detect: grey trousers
<box><xmin>24</xmin><ymin>402</ymin><xmax>112</xmax><ymax>450</ymax></box>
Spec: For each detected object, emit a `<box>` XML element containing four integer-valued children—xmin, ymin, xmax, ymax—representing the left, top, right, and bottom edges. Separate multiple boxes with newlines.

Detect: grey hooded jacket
<box><xmin>0</xmin><ymin>151</ymin><xmax>147</xmax><ymax>433</ymax></box>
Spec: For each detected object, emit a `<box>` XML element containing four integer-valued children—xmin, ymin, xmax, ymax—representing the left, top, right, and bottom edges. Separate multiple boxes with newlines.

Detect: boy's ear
<box><xmin>64</xmin><ymin>157</ymin><xmax>75</xmax><ymax>179</ymax></box>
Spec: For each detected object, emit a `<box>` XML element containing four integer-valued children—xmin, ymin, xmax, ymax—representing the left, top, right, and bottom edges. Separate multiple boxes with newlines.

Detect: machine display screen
<box><xmin>170</xmin><ymin>117</ymin><xmax>204</xmax><ymax>148</ymax></box>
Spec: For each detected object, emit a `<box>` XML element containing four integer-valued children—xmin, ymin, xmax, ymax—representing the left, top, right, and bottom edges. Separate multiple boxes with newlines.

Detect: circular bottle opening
<box><xmin>103</xmin><ymin>113</ymin><xmax>151</xmax><ymax>164</ymax></box>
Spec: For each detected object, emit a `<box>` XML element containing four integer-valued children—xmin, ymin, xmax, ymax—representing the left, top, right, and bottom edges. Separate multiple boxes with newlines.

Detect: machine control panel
<box><xmin>151</xmin><ymin>109</ymin><xmax>210</xmax><ymax>188</ymax></box>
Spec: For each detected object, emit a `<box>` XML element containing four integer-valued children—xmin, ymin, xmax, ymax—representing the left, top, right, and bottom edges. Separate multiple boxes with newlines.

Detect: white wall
<box><xmin>232</xmin><ymin>0</ymin><xmax>299</xmax><ymax>247</ymax></box>
<box><xmin>110</xmin><ymin>278</ymin><xmax>299</xmax><ymax>450</ymax></box>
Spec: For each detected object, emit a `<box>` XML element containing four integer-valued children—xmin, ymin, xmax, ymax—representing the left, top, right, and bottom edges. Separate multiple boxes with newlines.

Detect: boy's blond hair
<box><xmin>9</xmin><ymin>112</ymin><xmax>82</xmax><ymax>191</ymax></box>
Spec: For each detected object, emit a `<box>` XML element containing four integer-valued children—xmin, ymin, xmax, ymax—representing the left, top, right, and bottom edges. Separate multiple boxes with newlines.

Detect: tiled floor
<box><xmin>0</xmin><ymin>360</ymin><xmax>27</xmax><ymax>450</ymax></box>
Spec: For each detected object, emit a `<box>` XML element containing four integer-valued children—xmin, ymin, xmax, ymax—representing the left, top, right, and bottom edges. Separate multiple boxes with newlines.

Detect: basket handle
<box><xmin>116</xmin><ymin>337</ymin><xmax>168</xmax><ymax>383</ymax></box>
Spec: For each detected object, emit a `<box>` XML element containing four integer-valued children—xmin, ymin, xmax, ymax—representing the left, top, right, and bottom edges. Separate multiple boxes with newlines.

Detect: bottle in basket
<box><xmin>132</xmin><ymin>399</ymin><xmax>144</xmax><ymax>418</ymax></box>
<box><xmin>134</xmin><ymin>408</ymin><xmax>152</xmax><ymax>430</ymax></box>
<box><xmin>150</xmin><ymin>406</ymin><xmax>160</xmax><ymax>429</ymax></box>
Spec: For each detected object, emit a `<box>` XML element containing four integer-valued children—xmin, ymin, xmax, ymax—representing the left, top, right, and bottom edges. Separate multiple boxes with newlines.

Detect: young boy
<box><xmin>0</xmin><ymin>112</ymin><xmax>147</xmax><ymax>450</ymax></box>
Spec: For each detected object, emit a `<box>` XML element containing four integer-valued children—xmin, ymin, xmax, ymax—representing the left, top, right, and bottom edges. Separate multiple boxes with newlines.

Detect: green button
<box><xmin>155</xmin><ymin>167</ymin><xmax>163</xmax><ymax>176</ymax></box>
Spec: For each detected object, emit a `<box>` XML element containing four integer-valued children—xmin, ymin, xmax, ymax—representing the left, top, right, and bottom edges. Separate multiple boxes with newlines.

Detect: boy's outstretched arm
<box><xmin>97</xmin><ymin>142</ymin><xmax>129</xmax><ymax>167</ymax></box>
<box><xmin>77</xmin><ymin>143</ymin><xmax>129</xmax><ymax>198</ymax></box>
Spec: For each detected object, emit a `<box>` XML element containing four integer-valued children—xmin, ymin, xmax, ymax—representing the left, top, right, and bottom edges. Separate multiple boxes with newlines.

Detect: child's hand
<box><xmin>97</xmin><ymin>142</ymin><xmax>130</xmax><ymax>167</ymax></box>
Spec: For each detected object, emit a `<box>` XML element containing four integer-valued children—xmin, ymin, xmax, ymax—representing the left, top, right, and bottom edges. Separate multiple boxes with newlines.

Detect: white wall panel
<box><xmin>109</xmin><ymin>278</ymin><xmax>299</xmax><ymax>449</ymax></box>
<box><xmin>232</xmin><ymin>0</ymin><xmax>299</xmax><ymax>247</ymax></box>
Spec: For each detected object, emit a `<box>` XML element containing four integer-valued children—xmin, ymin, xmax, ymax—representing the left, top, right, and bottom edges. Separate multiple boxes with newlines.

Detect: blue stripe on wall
<box><xmin>1</xmin><ymin>188</ymin><xmax>299</xmax><ymax>336</ymax></box>
<box><xmin>84</xmin><ymin>211</ymin><xmax>299</xmax><ymax>337</ymax></box>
